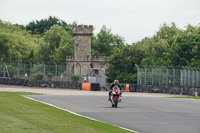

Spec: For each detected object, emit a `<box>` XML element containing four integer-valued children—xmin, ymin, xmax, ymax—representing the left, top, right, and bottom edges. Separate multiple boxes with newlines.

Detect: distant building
<box><xmin>66</xmin><ymin>25</ymin><xmax>107</xmax><ymax>85</ymax></box>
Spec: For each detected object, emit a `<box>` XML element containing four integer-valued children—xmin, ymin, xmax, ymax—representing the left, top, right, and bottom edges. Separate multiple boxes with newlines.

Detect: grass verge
<box><xmin>170</xmin><ymin>96</ymin><xmax>200</xmax><ymax>100</ymax></box>
<box><xmin>0</xmin><ymin>92</ymin><xmax>133</xmax><ymax>133</ymax></box>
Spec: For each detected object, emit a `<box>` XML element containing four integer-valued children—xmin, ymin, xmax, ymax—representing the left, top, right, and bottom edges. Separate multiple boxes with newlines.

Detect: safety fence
<box><xmin>1</xmin><ymin>61</ymin><xmax>199</xmax><ymax>96</ymax></box>
<box><xmin>0</xmin><ymin>61</ymin><xmax>106</xmax><ymax>91</ymax></box>
<box><xmin>0</xmin><ymin>61</ymin><xmax>79</xmax><ymax>82</ymax></box>
<box><xmin>134</xmin><ymin>65</ymin><xmax>200</xmax><ymax>96</ymax></box>
<box><xmin>135</xmin><ymin>65</ymin><xmax>200</xmax><ymax>88</ymax></box>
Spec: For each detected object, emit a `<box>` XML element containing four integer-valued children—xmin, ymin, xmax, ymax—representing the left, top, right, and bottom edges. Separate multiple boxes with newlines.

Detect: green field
<box><xmin>0</xmin><ymin>92</ymin><xmax>132</xmax><ymax>133</ymax></box>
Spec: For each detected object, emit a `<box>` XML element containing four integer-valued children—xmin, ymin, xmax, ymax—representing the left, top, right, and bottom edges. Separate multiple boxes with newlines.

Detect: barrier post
<box><xmin>126</xmin><ymin>84</ymin><xmax>130</xmax><ymax>92</ymax></box>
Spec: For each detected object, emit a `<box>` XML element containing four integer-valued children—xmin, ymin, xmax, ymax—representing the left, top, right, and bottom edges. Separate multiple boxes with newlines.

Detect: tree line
<box><xmin>0</xmin><ymin>16</ymin><xmax>199</xmax><ymax>83</ymax></box>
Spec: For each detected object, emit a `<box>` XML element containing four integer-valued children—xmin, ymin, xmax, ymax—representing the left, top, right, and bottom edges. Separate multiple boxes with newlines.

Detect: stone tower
<box><xmin>66</xmin><ymin>25</ymin><xmax>107</xmax><ymax>81</ymax></box>
<box><xmin>73</xmin><ymin>25</ymin><xmax>93</xmax><ymax>62</ymax></box>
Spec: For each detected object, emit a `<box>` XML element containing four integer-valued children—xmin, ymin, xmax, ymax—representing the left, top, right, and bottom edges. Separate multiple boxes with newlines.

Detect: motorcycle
<box><xmin>110</xmin><ymin>85</ymin><xmax>121</xmax><ymax>108</ymax></box>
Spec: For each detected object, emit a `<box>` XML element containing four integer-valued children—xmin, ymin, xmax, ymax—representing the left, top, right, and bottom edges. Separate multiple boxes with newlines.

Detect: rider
<box><xmin>108</xmin><ymin>80</ymin><xmax>122</xmax><ymax>101</ymax></box>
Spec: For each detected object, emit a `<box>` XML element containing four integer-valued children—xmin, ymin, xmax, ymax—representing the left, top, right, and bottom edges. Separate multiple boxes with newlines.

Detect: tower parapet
<box><xmin>73</xmin><ymin>25</ymin><xmax>93</xmax><ymax>35</ymax></box>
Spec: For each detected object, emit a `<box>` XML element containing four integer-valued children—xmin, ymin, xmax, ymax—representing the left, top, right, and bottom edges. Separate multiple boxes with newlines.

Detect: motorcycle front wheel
<box><xmin>114</xmin><ymin>97</ymin><xmax>118</xmax><ymax>108</ymax></box>
<box><xmin>112</xmin><ymin>104</ymin><xmax>114</xmax><ymax>107</ymax></box>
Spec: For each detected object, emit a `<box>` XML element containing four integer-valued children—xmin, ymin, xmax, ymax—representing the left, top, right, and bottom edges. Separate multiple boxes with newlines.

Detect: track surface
<box><xmin>26</xmin><ymin>95</ymin><xmax>200</xmax><ymax>133</ymax></box>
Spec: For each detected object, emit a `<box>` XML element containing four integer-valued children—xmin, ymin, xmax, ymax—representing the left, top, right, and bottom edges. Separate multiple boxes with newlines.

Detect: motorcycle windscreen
<box><xmin>114</xmin><ymin>86</ymin><xmax>119</xmax><ymax>92</ymax></box>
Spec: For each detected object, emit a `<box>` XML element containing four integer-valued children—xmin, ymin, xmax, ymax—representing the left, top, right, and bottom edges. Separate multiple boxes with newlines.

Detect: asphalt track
<box><xmin>26</xmin><ymin>95</ymin><xmax>200</xmax><ymax>133</ymax></box>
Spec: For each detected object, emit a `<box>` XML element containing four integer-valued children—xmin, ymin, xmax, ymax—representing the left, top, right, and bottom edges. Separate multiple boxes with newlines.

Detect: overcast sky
<box><xmin>0</xmin><ymin>0</ymin><xmax>200</xmax><ymax>44</ymax></box>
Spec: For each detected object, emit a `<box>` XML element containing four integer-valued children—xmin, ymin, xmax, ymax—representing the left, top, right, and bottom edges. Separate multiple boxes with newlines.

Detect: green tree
<box><xmin>107</xmin><ymin>45</ymin><xmax>144</xmax><ymax>83</ymax></box>
<box><xmin>184</xmin><ymin>24</ymin><xmax>200</xmax><ymax>34</ymax></box>
<box><xmin>25</xmin><ymin>16</ymin><xmax>67</xmax><ymax>35</ymax></box>
<box><xmin>0</xmin><ymin>20</ymin><xmax>39</xmax><ymax>62</ymax></box>
<box><xmin>134</xmin><ymin>23</ymin><xmax>184</xmax><ymax>67</ymax></box>
<box><xmin>154</xmin><ymin>22</ymin><xmax>182</xmax><ymax>46</ymax></box>
<box><xmin>91</xmin><ymin>26</ymin><xmax>125</xmax><ymax>56</ymax></box>
<box><xmin>106</xmin><ymin>22</ymin><xmax>200</xmax><ymax>83</ymax></box>
<box><xmin>136</xmin><ymin>37</ymin><xmax>169</xmax><ymax>66</ymax></box>
<box><xmin>168</xmin><ymin>34</ymin><xmax>200</xmax><ymax>67</ymax></box>
<box><xmin>34</xmin><ymin>24</ymin><xmax>74</xmax><ymax>64</ymax></box>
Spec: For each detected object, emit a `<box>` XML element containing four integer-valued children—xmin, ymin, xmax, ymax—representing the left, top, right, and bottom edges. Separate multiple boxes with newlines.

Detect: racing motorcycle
<box><xmin>110</xmin><ymin>85</ymin><xmax>121</xmax><ymax>108</ymax></box>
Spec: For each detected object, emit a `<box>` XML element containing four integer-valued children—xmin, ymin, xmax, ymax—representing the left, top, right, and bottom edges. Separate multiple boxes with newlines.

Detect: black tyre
<box><xmin>114</xmin><ymin>97</ymin><xmax>118</xmax><ymax>108</ymax></box>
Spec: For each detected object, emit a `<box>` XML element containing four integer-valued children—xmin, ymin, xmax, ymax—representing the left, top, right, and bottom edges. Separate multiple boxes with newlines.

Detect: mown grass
<box><xmin>0</xmin><ymin>92</ymin><xmax>132</xmax><ymax>133</ymax></box>
<box><xmin>170</xmin><ymin>96</ymin><xmax>200</xmax><ymax>100</ymax></box>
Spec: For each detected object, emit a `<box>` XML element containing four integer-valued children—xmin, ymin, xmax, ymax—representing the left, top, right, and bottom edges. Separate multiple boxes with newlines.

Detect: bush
<box><xmin>33</xmin><ymin>72</ymin><xmax>43</xmax><ymax>80</ymax></box>
<box><xmin>70</xmin><ymin>74</ymin><xmax>80</xmax><ymax>82</ymax></box>
<box><xmin>0</xmin><ymin>64</ymin><xmax>17</xmax><ymax>77</ymax></box>
<box><xmin>7</xmin><ymin>65</ymin><xmax>17</xmax><ymax>77</ymax></box>
<box><xmin>47</xmin><ymin>72</ymin><xmax>53</xmax><ymax>78</ymax></box>
<box><xmin>32</xmin><ymin>64</ymin><xmax>43</xmax><ymax>80</ymax></box>
<box><xmin>0</xmin><ymin>64</ymin><xmax>3</xmax><ymax>77</ymax></box>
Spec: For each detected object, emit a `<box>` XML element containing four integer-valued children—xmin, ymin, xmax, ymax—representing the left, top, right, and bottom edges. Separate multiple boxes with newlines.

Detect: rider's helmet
<box><xmin>114</xmin><ymin>80</ymin><xmax>119</xmax><ymax>84</ymax></box>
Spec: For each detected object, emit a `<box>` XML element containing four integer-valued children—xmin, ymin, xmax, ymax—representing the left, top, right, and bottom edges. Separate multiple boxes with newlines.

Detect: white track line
<box><xmin>22</xmin><ymin>95</ymin><xmax>139</xmax><ymax>133</ymax></box>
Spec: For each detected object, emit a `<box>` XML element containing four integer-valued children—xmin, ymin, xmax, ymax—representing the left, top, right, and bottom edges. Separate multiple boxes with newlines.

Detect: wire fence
<box><xmin>0</xmin><ymin>61</ymin><xmax>83</xmax><ymax>89</ymax></box>
<box><xmin>135</xmin><ymin>65</ymin><xmax>200</xmax><ymax>88</ymax></box>
<box><xmin>0</xmin><ymin>61</ymin><xmax>73</xmax><ymax>82</ymax></box>
<box><xmin>1</xmin><ymin>61</ymin><xmax>199</xmax><ymax>95</ymax></box>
